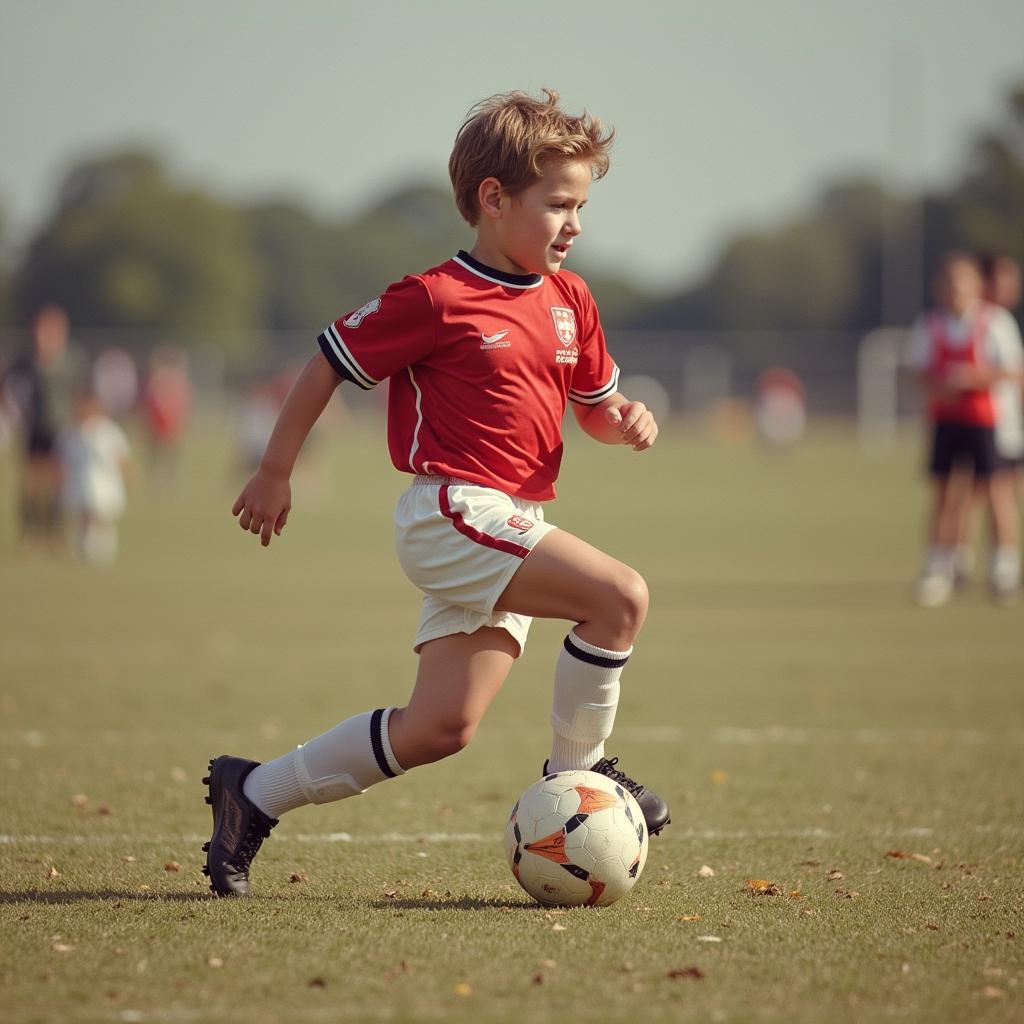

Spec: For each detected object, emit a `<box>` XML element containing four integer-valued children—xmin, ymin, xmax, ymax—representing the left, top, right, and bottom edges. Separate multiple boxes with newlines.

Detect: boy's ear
<box><xmin>477</xmin><ymin>177</ymin><xmax>504</xmax><ymax>220</ymax></box>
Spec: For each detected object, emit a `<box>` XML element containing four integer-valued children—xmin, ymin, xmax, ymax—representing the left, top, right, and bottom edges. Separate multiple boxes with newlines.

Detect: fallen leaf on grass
<box><xmin>745</xmin><ymin>879</ymin><xmax>782</xmax><ymax>896</ymax></box>
<box><xmin>827</xmin><ymin>869</ymin><xmax>844</xmax><ymax>881</ymax></box>
<box><xmin>790</xmin><ymin>891</ymin><xmax>802</xmax><ymax>899</ymax></box>
<box><xmin>925</xmin><ymin>922</ymin><xmax>940</xmax><ymax>931</ymax></box>
<box><xmin>697</xmin><ymin>865</ymin><xmax>715</xmax><ymax>879</ymax></box>
<box><xmin>538</xmin><ymin>958</ymin><xmax>557</xmax><ymax>968</ymax></box>
<box><xmin>833</xmin><ymin>890</ymin><xmax>860</xmax><ymax>899</ymax></box>
<box><xmin>207</xmin><ymin>956</ymin><xmax>224</xmax><ymax>968</ymax></box>
<box><xmin>695</xmin><ymin>935</ymin><xmax>722</xmax><ymax>943</ymax></box>
<box><xmin>121</xmin><ymin>856</ymin><xmax>136</xmax><ymax>864</ymax></box>
<box><xmin>45</xmin><ymin>866</ymin><xmax>60</xmax><ymax>880</ymax></box>
<box><xmin>69</xmin><ymin>794</ymin><xmax>89</xmax><ymax>808</ymax></box>
<box><xmin>710</xmin><ymin>770</ymin><xmax>728</xmax><ymax>785</ymax></box>
<box><xmin>96</xmin><ymin>804</ymin><xmax>115</xmax><ymax>816</ymax></box>
<box><xmin>532</xmin><ymin>972</ymin><xmax>545</xmax><ymax>986</ymax></box>
<box><xmin>383</xmin><ymin>890</ymin><xmax>398</xmax><ymax>899</ymax></box>
<box><xmin>453</xmin><ymin>982</ymin><xmax>472</xmax><ymax>996</ymax></box>
<box><xmin>982</xmin><ymin>986</ymin><xmax>1006</xmax><ymax>999</ymax></box>
<box><xmin>169</xmin><ymin>766</ymin><xmax>188</xmax><ymax>783</ymax></box>
<box><xmin>676</xmin><ymin>914</ymin><xmax>702</xmax><ymax>922</ymax></box>
<box><xmin>289</xmin><ymin>872</ymin><xmax>309</xmax><ymax>884</ymax></box>
<box><xmin>551</xmin><ymin>923</ymin><xmax>567</xmax><ymax>932</ymax></box>
<box><xmin>51</xmin><ymin>942</ymin><xmax>75</xmax><ymax>953</ymax></box>
<box><xmin>667</xmin><ymin>967</ymin><xmax>705</xmax><ymax>980</ymax></box>
<box><xmin>886</xmin><ymin>850</ymin><xmax>932</xmax><ymax>864</ymax></box>
<box><xmin>308</xmin><ymin>977</ymin><xmax>327</xmax><ymax>989</ymax></box>
<box><xmin>164</xmin><ymin>862</ymin><xmax>181</xmax><ymax>873</ymax></box>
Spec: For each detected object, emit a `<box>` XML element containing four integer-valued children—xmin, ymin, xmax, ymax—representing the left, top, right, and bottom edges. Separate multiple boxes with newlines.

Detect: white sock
<box><xmin>924</xmin><ymin>546</ymin><xmax>955</xmax><ymax>577</ymax></box>
<box><xmin>242</xmin><ymin>707</ymin><xmax>405</xmax><ymax>818</ymax></box>
<box><xmin>990</xmin><ymin>547</ymin><xmax>1021</xmax><ymax>587</ymax></box>
<box><xmin>953</xmin><ymin>544</ymin><xmax>975</xmax><ymax>575</ymax></box>
<box><xmin>547</xmin><ymin>630</ymin><xmax>629</xmax><ymax>773</ymax></box>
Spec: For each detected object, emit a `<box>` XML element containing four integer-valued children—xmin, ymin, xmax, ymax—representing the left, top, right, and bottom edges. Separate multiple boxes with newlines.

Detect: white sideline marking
<box><xmin>3</xmin><ymin>824</ymin><xmax>1023</xmax><ymax>846</ymax></box>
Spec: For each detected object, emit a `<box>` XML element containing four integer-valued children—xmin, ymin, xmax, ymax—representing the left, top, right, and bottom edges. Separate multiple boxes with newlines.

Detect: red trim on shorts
<box><xmin>438</xmin><ymin>485</ymin><xmax>531</xmax><ymax>559</ymax></box>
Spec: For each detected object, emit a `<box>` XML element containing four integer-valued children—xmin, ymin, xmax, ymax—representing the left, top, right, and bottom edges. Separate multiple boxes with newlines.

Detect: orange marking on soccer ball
<box><xmin>523</xmin><ymin>829</ymin><xmax>570</xmax><ymax>864</ymax></box>
<box><xmin>574</xmin><ymin>784</ymin><xmax>620</xmax><ymax>816</ymax></box>
<box><xmin>586</xmin><ymin>879</ymin><xmax>607</xmax><ymax>906</ymax></box>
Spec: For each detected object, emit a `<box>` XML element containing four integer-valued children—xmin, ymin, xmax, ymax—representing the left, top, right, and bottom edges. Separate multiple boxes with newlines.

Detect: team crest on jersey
<box><xmin>343</xmin><ymin>297</ymin><xmax>381</xmax><ymax>328</ymax></box>
<box><xmin>550</xmin><ymin>307</ymin><xmax>577</xmax><ymax>346</ymax></box>
<box><xmin>506</xmin><ymin>514</ymin><xmax>534</xmax><ymax>534</ymax></box>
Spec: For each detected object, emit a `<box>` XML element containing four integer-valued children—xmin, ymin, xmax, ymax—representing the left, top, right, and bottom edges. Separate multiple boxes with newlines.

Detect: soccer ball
<box><xmin>504</xmin><ymin>770</ymin><xmax>649</xmax><ymax>907</ymax></box>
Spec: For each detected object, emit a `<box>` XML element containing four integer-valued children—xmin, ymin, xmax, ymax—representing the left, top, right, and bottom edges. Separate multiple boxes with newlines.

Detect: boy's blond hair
<box><xmin>449</xmin><ymin>88</ymin><xmax>613</xmax><ymax>227</ymax></box>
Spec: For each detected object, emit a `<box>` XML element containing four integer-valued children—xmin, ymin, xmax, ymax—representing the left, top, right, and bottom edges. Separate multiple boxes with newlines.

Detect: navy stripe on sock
<box><xmin>563</xmin><ymin>634</ymin><xmax>630</xmax><ymax>669</ymax></box>
<box><xmin>369</xmin><ymin>708</ymin><xmax>397</xmax><ymax>779</ymax></box>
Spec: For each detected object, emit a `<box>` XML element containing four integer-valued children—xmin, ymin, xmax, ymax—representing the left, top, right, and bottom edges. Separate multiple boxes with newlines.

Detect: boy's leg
<box><xmin>203</xmin><ymin>627</ymin><xmax>516</xmax><ymax>895</ymax></box>
<box><xmin>985</xmin><ymin>470</ymin><xmax>1021</xmax><ymax>601</ymax></box>
<box><xmin>494</xmin><ymin>529</ymin><xmax>670</xmax><ymax>834</ymax></box>
<box><xmin>916</xmin><ymin>474</ymin><xmax>957</xmax><ymax>607</ymax></box>
<box><xmin>388</xmin><ymin>627</ymin><xmax>518</xmax><ymax>768</ymax></box>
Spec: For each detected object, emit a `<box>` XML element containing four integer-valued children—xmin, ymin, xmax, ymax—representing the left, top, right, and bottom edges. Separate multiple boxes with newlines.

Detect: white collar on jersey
<box><xmin>452</xmin><ymin>250</ymin><xmax>544</xmax><ymax>290</ymax></box>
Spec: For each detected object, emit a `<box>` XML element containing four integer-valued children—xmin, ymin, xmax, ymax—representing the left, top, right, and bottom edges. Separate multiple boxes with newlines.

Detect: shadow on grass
<box><xmin>366</xmin><ymin>895</ymin><xmax>536</xmax><ymax>912</ymax></box>
<box><xmin>0</xmin><ymin>889</ymin><xmax>216</xmax><ymax>904</ymax></box>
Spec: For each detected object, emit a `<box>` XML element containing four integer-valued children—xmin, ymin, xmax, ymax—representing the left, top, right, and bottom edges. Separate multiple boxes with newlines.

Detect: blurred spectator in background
<box><xmin>980</xmin><ymin>252</ymin><xmax>1022</xmax><ymax>315</ymax></box>
<box><xmin>0</xmin><ymin>305</ymin><xmax>87</xmax><ymax>549</ymax></box>
<box><xmin>140</xmin><ymin>347</ymin><xmax>191</xmax><ymax>488</ymax></box>
<box><xmin>92</xmin><ymin>347</ymin><xmax>139</xmax><ymax>420</ymax></box>
<box><xmin>755</xmin><ymin>367</ymin><xmax>806</xmax><ymax>447</ymax></box>
<box><xmin>236</xmin><ymin>376</ymin><xmax>286</xmax><ymax>475</ymax></box>
<box><xmin>905</xmin><ymin>252</ymin><xmax>1024</xmax><ymax>607</ymax></box>
<box><xmin>58</xmin><ymin>388</ymin><xmax>132</xmax><ymax>565</ymax></box>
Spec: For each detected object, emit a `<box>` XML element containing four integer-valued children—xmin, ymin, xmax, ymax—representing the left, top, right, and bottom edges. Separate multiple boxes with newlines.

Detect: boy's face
<box><xmin>484</xmin><ymin>158</ymin><xmax>593</xmax><ymax>276</ymax></box>
<box><xmin>935</xmin><ymin>259</ymin><xmax>983</xmax><ymax>316</ymax></box>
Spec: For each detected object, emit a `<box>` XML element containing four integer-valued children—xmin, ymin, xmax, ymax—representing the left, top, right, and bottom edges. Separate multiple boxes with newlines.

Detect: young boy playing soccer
<box><xmin>203</xmin><ymin>89</ymin><xmax>670</xmax><ymax>896</ymax></box>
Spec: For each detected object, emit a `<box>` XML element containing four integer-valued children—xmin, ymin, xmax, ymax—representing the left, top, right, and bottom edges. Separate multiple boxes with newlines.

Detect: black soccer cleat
<box><xmin>202</xmin><ymin>755</ymin><xmax>278</xmax><ymax>897</ymax></box>
<box><xmin>543</xmin><ymin>756</ymin><xmax>671</xmax><ymax>837</ymax></box>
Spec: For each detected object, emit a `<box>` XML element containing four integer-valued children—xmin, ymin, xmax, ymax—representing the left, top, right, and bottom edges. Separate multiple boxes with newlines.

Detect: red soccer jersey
<box><xmin>927</xmin><ymin>306</ymin><xmax>996</xmax><ymax>427</ymax></box>
<box><xmin>317</xmin><ymin>251</ymin><xmax>620</xmax><ymax>500</ymax></box>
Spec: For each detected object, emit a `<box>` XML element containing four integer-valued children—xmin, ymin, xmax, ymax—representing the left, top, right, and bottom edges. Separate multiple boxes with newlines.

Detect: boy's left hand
<box><xmin>605</xmin><ymin>401</ymin><xmax>658</xmax><ymax>451</ymax></box>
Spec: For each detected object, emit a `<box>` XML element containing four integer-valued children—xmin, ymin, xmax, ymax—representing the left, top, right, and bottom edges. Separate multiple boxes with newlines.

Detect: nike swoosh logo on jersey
<box><xmin>481</xmin><ymin>330</ymin><xmax>510</xmax><ymax>344</ymax></box>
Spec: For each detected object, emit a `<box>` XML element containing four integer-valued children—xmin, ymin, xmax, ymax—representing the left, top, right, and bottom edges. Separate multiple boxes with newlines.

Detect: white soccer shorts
<box><xmin>394</xmin><ymin>476</ymin><xmax>558</xmax><ymax>655</ymax></box>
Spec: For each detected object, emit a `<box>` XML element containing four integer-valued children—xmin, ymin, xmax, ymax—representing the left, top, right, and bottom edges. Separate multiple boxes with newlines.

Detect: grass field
<box><xmin>1</xmin><ymin>414</ymin><xmax>1022</xmax><ymax>1023</ymax></box>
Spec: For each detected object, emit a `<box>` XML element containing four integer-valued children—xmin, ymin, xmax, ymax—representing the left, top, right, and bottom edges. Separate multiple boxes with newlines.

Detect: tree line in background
<box><xmin>0</xmin><ymin>81</ymin><xmax>1020</xmax><ymax>363</ymax></box>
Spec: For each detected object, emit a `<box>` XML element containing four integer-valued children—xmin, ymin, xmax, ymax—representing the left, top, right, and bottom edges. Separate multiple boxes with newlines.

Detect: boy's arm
<box><xmin>232</xmin><ymin>352</ymin><xmax>341</xmax><ymax>547</ymax></box>
<box><xmin>572</xmin><ymin>392</ymin><xmax>658</xmax><ymax>451</ymax></box>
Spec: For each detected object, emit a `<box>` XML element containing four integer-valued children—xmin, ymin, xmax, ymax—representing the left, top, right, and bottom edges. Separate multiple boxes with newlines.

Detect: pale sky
<box><xmin>1</xmin><ymin>0</ymin><xmax>1022</xmax><ymax>291</ymax></box>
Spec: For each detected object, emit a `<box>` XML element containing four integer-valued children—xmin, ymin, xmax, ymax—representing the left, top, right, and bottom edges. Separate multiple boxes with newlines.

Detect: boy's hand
<box><xmin>605</xmin><ymin>401</ymin><xmax>658</xmax><ymax>451</ymax></box>
<box><xmin>232</xmin><ymin>468</ymin><xmax>291</xmax><ymax>547</ymax></box>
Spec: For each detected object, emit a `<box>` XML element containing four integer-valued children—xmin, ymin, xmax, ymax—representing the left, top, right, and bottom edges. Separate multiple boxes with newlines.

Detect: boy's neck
<box><xmin>456</xmin><ymin>249</ymin><xmax>543</xmax><ymax>288</ymax></box>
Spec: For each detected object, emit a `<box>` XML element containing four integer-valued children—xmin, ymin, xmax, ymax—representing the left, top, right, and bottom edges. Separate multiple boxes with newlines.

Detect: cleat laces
<box><xmin>592</xmin><ymin>757</ymin><xmax>646</xmax><ymax>798</ymax></box>
<box><xmin>233</xmin><ymin>819</ymin><xmax>273</xmax><ymax>871</ymax></box>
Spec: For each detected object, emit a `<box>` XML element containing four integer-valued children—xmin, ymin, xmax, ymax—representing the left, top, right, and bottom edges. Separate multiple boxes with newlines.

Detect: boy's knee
<box><xmin>610</xmin><ymin>567</ymin><xmax>649</xmax><ymax>636</ymax></box>
<box><xmin>428</xmin><ymin>720</ymin><xmax>477</xmax><ymax>761</ymax></box>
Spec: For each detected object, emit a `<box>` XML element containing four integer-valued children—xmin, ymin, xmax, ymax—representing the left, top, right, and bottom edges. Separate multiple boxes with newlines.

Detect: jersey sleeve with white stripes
<box><xmin>317</xmin><ymin>276</ymin><xmax>435</xmax><ymax>389</ymax></box>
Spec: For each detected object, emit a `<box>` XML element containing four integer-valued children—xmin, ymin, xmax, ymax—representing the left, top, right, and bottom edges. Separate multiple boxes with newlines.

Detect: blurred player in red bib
<box><xmin>905</xmin><ymin>251</ymin><xmax>1024</xmax><ymax>606</ymax></box>
<box><xmin>203</xmin><ymin>90</ymin><xmax>670</xmax><ymax>896</ymax></box>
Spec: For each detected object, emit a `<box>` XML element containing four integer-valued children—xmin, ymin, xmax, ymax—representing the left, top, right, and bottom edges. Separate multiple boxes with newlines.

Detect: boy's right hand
<box><xmin>232</xmin><ymin>468</ymin><xmax>291</xmax><ymax>547</ymax></box>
